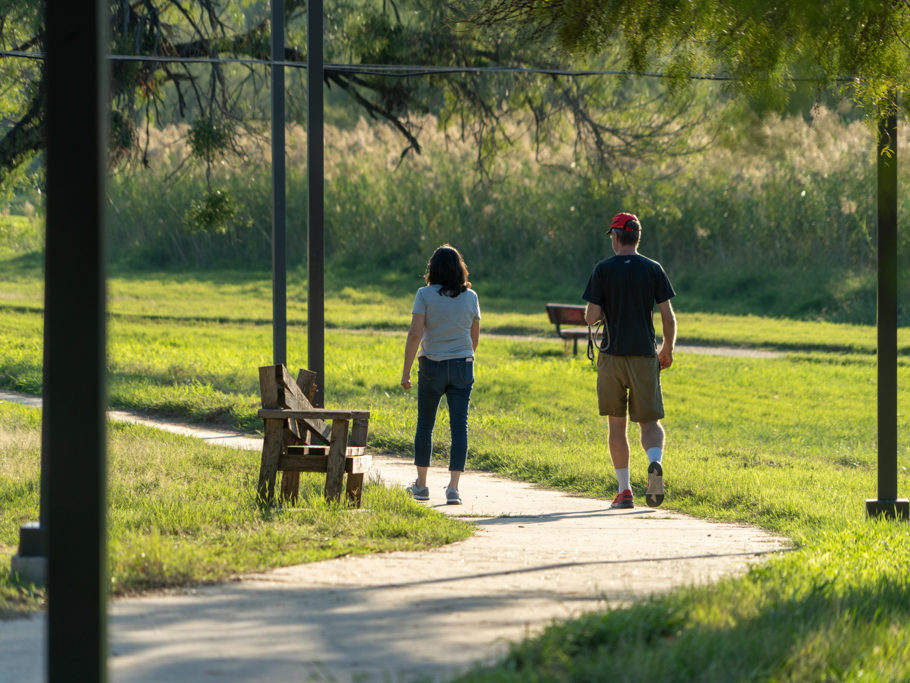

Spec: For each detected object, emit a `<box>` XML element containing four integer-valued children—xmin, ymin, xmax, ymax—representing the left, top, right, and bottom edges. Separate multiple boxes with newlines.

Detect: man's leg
<box><xmin>639</xmin><ymin>420</ymin><xmax>665</xmax><ymax>462</ymax></box>
<box><xmin>608</xmin><ymin>416</ymin><xmax>632</xmax><ymax>502</ymax></box>
<box><xmin>639</xmin><ymin>420</ymin><xmax>666</xmax><ymax>507</ymax></box>
<box><xmin>609</xmin><ymin>415</ymin><xmax>631</xmax><ymax>469</ymax></box>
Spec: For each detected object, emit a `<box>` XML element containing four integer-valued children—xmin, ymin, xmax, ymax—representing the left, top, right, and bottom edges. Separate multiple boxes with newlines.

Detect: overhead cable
<box><xmin>0</xmin><ymin>49</ymin><xmax>845</xmax><ymax>82</ymax></box>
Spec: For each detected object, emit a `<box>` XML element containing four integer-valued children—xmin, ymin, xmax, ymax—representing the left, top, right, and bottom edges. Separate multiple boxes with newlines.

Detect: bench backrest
<box><xmin>546</xmin><ymin>303</ymin><xmax>587</xmax><ymax>326</ymax></box>
<box><xmin>259</xmin><ymin>364</ymin><xmax>332</xmax><ymax>444</ymax></box>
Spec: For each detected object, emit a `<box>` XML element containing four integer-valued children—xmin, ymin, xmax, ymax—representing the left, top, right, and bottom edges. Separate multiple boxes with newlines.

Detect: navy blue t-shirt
<box><xmin>582</xmin><ymin>253</ymin><xmax>675</xmax><ymax>356</ymax></box>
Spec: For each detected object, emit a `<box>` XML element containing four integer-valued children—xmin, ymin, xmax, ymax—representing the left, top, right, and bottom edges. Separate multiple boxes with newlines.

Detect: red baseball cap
<box><xmin>610</xmin><ymin>212</ymin><xmax>641</xmax><ymax>232</ymax></box>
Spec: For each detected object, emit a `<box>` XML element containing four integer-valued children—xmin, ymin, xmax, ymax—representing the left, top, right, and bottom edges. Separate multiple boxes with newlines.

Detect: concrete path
<box><xmin>0</xmin><ymin>393</ymin><xmax>789</xmax><ymax>682</ymax></box>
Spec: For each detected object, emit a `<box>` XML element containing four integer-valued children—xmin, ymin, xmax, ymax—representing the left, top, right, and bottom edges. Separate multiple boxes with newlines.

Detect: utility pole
<box><xmin>271</xmin><ymin>0</ymin><xmax>287</xmax><ymax>366</ymax></box>
<box><xmin>307</xmin><ymin>0</ymin><xmax>326</xmax><ymax>406</ymax></box>
<box><xmin>867</xmin><ymin>102</ymin><xmax>909</xmax><ymax>520</ymax></box>
<box><xmin>45</xmin><ymin>1</ymin><xmax>110</xmax><ymax>679</ymax></box>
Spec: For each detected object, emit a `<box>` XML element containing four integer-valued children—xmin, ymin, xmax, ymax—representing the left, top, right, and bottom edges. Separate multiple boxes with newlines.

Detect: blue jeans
<box><xmin>414</xmin><ymin>357</ymin><xmax>474</xmax><ymax>471</ymax></box>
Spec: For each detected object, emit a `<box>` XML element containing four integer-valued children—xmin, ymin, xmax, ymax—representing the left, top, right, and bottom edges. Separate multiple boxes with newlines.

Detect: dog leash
<box><xmin>587</xmin><ymin>318</ymin><xmax>606</xmax><ymax>364</ymax></box>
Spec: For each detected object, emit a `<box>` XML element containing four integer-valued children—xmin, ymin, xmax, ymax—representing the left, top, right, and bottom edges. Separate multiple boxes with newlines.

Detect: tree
<box><xmin>0</xmin><ymin>0</ymin><xmax>718</xmax><ymax>189</ymax></box>
<box><xmin>471</xmin><ymin>1</ymin><xmax>910</xmax><ymax>119</ymax></box>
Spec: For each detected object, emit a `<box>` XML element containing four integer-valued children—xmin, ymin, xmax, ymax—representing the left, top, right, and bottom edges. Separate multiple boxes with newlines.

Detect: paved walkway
<box><xmin>0</xmin><ymin>393</ymin><xmax>789</xmax><ymax>682</ymax></box>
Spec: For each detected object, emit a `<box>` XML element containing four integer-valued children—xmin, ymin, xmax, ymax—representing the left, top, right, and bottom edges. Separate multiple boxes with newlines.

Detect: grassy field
<box><xmin>1</xmin><ymin>265</ymin><xmax>909</xmax><ymax>677</ymax></box>
<box><xmin>0</xmin><ymin>400</ymin><xmax>472</xmax><ymax>618</ymax></box>
<box><xmin>0</xmin><ymin>257</ymin><xmax>902</xmax><ymax>353</ymax></box>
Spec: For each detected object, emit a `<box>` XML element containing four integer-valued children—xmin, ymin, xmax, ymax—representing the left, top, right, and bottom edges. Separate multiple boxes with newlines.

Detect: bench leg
<box><xmin>280</xmin><ymin>430</ymin><xmax>310</xmax><ymax>505</ymax></box>
<box><xmin>345</xmin><ymin>473</ymin><xmax>365</xmax><ymax>507</ymax></box>
<box><xmin>324</xmin><ymin>419</ymin><xmax>350</xmax><ymax>504</ymax></box>
<box><xmin>280</xmin><ymin>471</ymin><xmax>300</xmax><ymax>505</ymax></box>
<box><xmin>258</xmin><ymin>418</ymin><xmax>284</xmax><ymax>504</ymax></box>
<box><xmin>573</xmin><ymin>337</ymin><xmax>578</xmax><ymax>355</ymax></box>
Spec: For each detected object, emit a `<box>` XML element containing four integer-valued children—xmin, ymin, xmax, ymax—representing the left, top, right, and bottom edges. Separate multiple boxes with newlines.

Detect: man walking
<box><xmin>582</xmin><ymin>212</ymin><xmax>676</xmax><ymax>509</ymax></box>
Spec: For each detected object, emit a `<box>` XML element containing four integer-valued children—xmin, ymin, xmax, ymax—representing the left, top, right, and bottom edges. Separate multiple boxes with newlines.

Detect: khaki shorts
<box><xmin>596</xmin><ymin>353</ymin><xmax>664</xmax><ymax>422</ymax></box>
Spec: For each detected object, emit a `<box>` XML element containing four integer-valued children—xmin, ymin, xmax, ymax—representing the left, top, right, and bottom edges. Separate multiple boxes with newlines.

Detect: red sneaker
<box><xmin>610</xmin><ymin>489</ymin><xmax>634</xmax><ymax>509</ymax></box>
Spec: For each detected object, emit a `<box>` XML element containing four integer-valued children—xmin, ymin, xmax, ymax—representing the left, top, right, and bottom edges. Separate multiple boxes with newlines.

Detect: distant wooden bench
<box><xmin>546</xmin><ymin>303</ymin><xmax>601</xmax><ymax>355</ymax></box>
<box><xmin>257</xmin><ymin>364</ymin><xmax>371</xmax><ymax>507</ymax></box>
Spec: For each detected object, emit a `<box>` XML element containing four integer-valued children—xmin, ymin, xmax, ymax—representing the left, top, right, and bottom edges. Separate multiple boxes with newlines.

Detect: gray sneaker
<box><xmin>445</xmin><ymin>487</ymin><xmax>462</xmax><ymax>505</ymax></box>
<box><xmin>406</xmin><ymin>481</ymin><xmax>429</xmax><ymax>501</ymax></box>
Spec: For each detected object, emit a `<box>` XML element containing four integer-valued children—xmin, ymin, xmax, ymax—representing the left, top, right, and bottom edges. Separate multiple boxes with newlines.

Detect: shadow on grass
<box><xmin>0</xmin><ymin>252</ymin><xmax>43</xmax><ymax>274</ymax></box>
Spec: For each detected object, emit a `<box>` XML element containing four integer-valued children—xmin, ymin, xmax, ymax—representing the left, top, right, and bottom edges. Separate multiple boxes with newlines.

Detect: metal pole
<box><xmin>271</xmin><ymin>0</ymin><xmax>287</xmax><ymax>366</ymax></box>
<box><xmin>867</xmin><ymin>103</ymin><xmax>909</xmax><ymax>519</ymax></box>
<box><xmin>45</xmin><ymin>0</ymin><xmax>109</xmax><ymax>678</ymax></box>
<box><xmin>307</xmin><ymin>0</ymin><xmax>325</xmax><ymax>407</ymax></box>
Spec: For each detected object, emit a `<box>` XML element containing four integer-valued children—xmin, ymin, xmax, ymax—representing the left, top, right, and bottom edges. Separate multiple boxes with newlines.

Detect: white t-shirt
<box><xmin>412</xmin><ymin>284</ymin><xmax>480</xmax><ymax>361</ymax></box>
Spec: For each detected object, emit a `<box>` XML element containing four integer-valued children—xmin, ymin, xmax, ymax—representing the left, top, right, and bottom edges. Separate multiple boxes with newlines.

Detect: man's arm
<box><xmin>584</xmin><ymin>302</ymin><xmax>602</xmax><ymax>326</ymax></box>
<box><xmin>656</xmin><ymin>299</ymin><xmax>676</xmax><ymax>369</ymax></box>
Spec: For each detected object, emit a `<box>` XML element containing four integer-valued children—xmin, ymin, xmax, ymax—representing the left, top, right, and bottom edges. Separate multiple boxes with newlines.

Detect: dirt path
<box><xmin>0</xmin><ymin>395</ymin><xmax>789</xmax><ymax>682</ymax></box>
<box><xmin>347</xmin><ymin>327</ymin><xmax>787</xmax><ymax>359</ymax></box>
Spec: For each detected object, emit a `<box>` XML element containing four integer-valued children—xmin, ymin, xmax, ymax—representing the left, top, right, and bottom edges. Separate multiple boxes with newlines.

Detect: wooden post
<box><xmin>346</xmin><ymin>412</ymin><xmax>370</xmax><ymax>506</ymax></box>
<box><xmin>280</xmin><ymin>425</ymin><xmax>307</xmax><ymax>504</ymax></box>
<box><xmin>296</xmin><ymin>368</ymin><xmax>318</xmax><ymax>402</ymax></box>
<box><xmin>282</xmin><ymin>366</ymin><xmax>317</xmax><ymax>502</ymax></box>
<box><xmin>258</xmin><ymin>365</ymin><xmax>280</xmax><ymax>409</ymax></box>
<box><xmin>280</xmin><ymin>469</ymin><xmax>301</xmax><ymax>504</ymax></box>
<box><xmin>258</xmin><ymin>419</ymin><xmax>285</xmax><ymax>503</ymax></box>
<box><xmin>324</xmin><ymin>419</ymin><xmax>350</xmax><ymax>503</ymax></box>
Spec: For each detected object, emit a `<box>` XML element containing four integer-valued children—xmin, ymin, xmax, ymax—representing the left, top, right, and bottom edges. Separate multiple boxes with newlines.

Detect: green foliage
<box><xmin>109</xmin><ymin>110</ymin><xmax>138</xmax><ymax>162</ymax></box>
<box><xmin>184</xmin><ymin>189</ymin><xmax>239</xmax><ymax>235</ymax></box>
<box><xmin>0</xmin><ymin>0</ymin><xmax>731</xmax><ymax>192</ymax></box>
<box><xmin>478</xmin><ymin>1</ymin><xmax>910</xmax><ymax>119</ymax></box>
<box><xmin>0</xmin><ymin>214</ymin><xmax>42</xmax><ymax>259</ymax></box>
<box><xmin>187</xmin><ymin>119</ymin><xmax>233</xmax><ymax>166</ymax></box>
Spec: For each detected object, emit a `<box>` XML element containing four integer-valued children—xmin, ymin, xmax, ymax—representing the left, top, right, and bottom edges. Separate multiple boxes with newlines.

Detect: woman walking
<box><xmin>401</xmin><ymin>245</ymin><xmax>480</xmax><ymax>504</ymax></box>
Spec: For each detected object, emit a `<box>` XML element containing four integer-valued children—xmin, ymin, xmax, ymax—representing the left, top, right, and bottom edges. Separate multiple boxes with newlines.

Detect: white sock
<box><xmin>615</xmin><ymin>467</ymin><xmax>630</xmax><ymax>493</ymax></box>
<box><xmin>646</xmin><ymin>447</ymin><xmax>663</xmax><ymax>464</ymax></box>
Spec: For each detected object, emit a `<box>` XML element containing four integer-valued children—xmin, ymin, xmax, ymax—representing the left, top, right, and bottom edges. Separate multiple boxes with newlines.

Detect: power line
<box><xmin>1</xmin><ymin>49</ymin><xmax>843</xmax><ymax>82</ymax></box>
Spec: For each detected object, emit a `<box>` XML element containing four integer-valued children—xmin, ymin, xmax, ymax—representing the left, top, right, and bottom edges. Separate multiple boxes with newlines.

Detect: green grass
<box><xmin>1</xmin><ymin>267</ymin><xmax>909</xmax><ymax>677</ymax></box>
<box><xmin>459</xmin><ymin>521</ymin><xmax>910</xmax><ymax>681</ymax></box>
<box><xmin>0</xmin><ymin>280</ymin><xmax>906</xmax><ymax>539</ymax></box>
<box><xmin>0</xmin><ymin>215</ymin><xmax>43</xmax><ymax>261</ymax></box>
<box><xmin>1</xmin><ymin>304</ymin><xmax>906</xmax><ymax>541</ymax></box>
<box><xmin>0</xmin><ymin>261</ymin><xmax>900</xmax><ymax>353</ymax></box>
<box><xmin>0</xmin><ymin>401</ymin><xmax>472</xmax><ymax>617</ymax></box>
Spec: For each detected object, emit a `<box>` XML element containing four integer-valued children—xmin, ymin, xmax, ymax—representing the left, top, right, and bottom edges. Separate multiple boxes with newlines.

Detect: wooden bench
<box><xmin>546</xmin><ymin>303</ymin><xmax>601</xmax><ymax>355</ymax></box>
<box><xmin>257</xmin><ymin>364</ymin><xmax>371</xmax><ymax>507</ymax></box>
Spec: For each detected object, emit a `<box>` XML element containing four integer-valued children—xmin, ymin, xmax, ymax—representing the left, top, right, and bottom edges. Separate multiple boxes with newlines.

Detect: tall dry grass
<box><xmin>97</xmin><ymin>106</ymin><xmax>905</xmax><ymax>321</ymax></box>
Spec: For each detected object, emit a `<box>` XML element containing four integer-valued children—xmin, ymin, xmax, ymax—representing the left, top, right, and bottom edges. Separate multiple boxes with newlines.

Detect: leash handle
<box><xmin>587</xmin><ymin>319</ymin><xmax>604</xmax><ymax>363</ymax></box>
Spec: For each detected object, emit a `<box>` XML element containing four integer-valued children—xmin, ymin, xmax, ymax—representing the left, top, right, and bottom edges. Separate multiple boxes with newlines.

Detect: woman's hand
<box><xmin>401</xmin><ymin>375</ymin><xmax>412</xmax><ymax>390</ymax></box>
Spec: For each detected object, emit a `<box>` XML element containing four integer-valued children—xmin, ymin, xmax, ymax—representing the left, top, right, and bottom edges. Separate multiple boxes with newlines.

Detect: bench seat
<box><xmin>546</xmin><ymin>303</ymin><xmax>602</xmax><ymax>355</ymax></box>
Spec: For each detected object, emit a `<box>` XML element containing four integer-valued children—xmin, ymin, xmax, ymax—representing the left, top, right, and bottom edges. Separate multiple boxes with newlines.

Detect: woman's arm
<box><xmin>401</xmin><ymin>313</ymin><xmax>425</xmax><ymax>389</ymax></box>
<box><xmin>470</xmin><ymin>318</ymin><xmax>480</xmax><ymax>352</ymax></box>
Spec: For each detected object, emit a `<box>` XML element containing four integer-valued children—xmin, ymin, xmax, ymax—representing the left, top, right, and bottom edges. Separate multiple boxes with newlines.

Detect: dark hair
<box><xmin>612</xmin><ymin>226</ymin><xmax>640</xmax><ymax>247</ymax></box>
<box><xmin>425</xmin><ymin>244</ymin><xmax>471</xmax><ymax>297</ymax></box>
